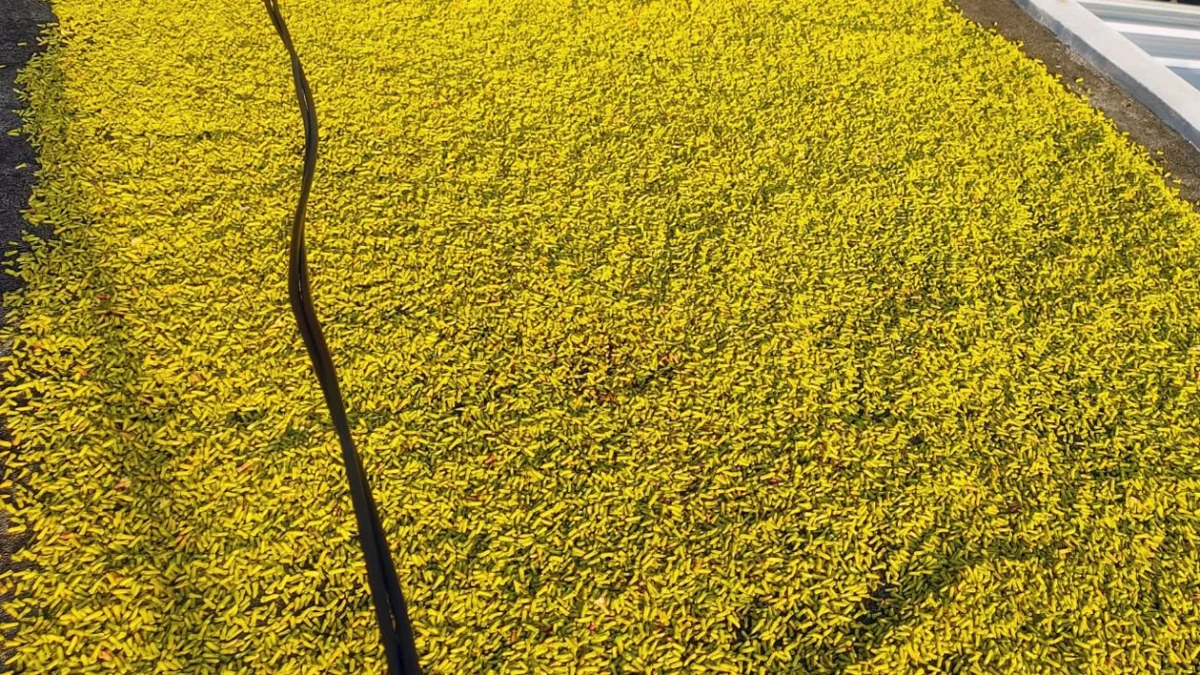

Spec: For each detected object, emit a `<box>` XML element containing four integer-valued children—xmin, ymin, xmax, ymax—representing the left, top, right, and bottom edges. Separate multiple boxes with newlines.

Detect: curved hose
<box><xmin>263</xmin><ymin>2</ymin><xmax>423</xmax><ymax>673</ymax></box>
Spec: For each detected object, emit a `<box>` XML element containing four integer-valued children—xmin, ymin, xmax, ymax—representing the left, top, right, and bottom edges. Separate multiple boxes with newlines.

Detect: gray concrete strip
<box><xmin>1108</xmin><ymin>22</ymin><xmax>1200</xmax><ymax>41</ymax></box>
<box><xmin>1083</xmin><ymin>0</ymin><xmax>1200</xmax><ymax>31</ymax></box>
<box><xmin>1013</xmin><ymin>0</ymin><xmax>1200</xmax><ymax>149</ymax></box>
<box><xmin>1172</xmin><ymin>66</ymin><xmax>1200</xmax><ymax>88</ymax></box>
<box><xmin>1122</xmin><ymin>33</ymin><xmax>1200</xmax><ymax>61</ymax></box>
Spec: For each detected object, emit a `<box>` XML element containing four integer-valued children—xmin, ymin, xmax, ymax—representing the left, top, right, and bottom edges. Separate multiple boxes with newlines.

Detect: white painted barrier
<box><xmin>1012</xmin><ymin>0</ymin><xmax>1200</xmax><ymax>149</ymax></box>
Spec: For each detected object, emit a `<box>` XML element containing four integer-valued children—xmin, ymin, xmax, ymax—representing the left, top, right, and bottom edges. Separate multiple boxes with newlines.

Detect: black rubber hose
<box><xmin>262</xmin><ymin>2</ymin><xmax>423</xmax><ymax>673</ymax></box>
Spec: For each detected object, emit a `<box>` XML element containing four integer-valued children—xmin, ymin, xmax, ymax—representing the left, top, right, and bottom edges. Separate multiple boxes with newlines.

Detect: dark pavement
<box><xmin>0</xmin><ymin>2</ymin><xmax>55</xmax><ymax>671</ymax></box>
<box><xmin>0</xmin><ymin>0</ymin><xmax>54</xmax><ymax>326</ymax></box>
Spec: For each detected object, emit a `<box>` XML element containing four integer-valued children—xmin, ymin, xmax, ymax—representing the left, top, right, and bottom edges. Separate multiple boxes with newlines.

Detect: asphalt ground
<box><xmin>0</xmin><ymin>0</ymin><xmax>53</xmax><ymax>327</ymax></box>
<box><xmin>0</xmin><ymin>0</ymin><xmax>54</xmax><ymax>670</ymax></box>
